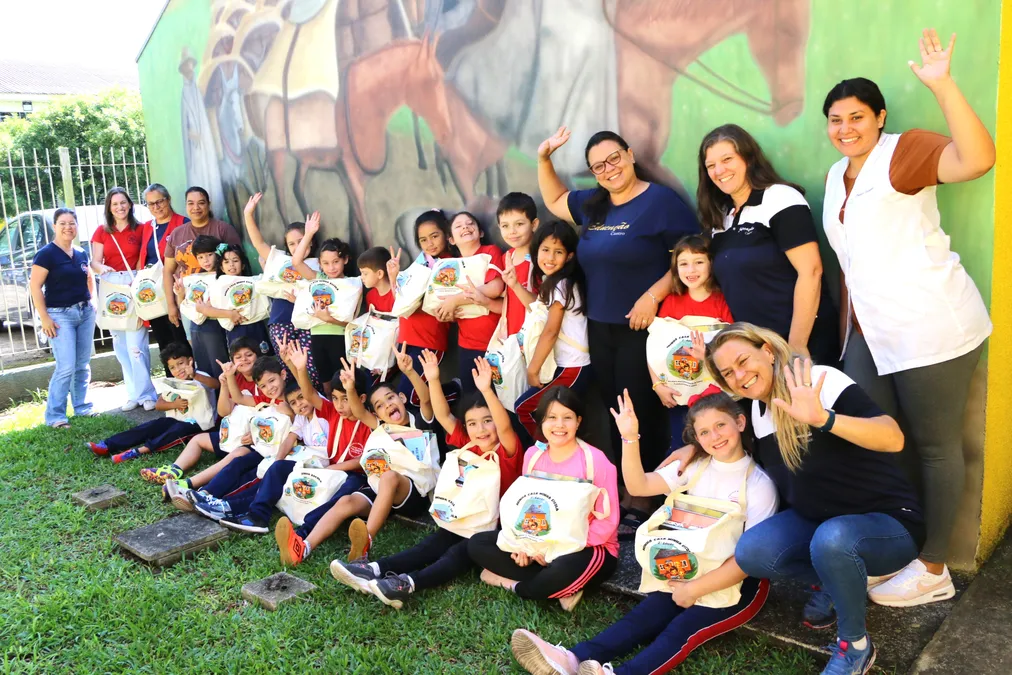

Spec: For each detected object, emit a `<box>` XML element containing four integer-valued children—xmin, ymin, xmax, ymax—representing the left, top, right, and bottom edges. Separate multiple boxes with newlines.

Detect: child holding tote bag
<box><xmin>511</xmin><ymin>390</ymin><xmax>777</xmax><ymax>675</ymax></box>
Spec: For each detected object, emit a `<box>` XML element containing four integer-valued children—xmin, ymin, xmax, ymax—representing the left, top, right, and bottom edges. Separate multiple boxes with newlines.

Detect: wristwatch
<box><xmin>815</xmin><ymin>409</ymin><xmax>836</xmax><ymax>433</ymax></box>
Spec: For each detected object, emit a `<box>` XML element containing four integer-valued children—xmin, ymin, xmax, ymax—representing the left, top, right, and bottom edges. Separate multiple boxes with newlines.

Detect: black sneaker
<box><xmin>330</xmin><ymin>559</ymin><xmax>379</xmax><ymax>594</ymax></box>
<box><xmin>369</xmin><ymin>572</ymin><xmax>413</xmax><ymax>610</ymax></box>
<box><xmin>220</xmin><ymin>513</ymin><xmax>269</xmax><ymax>534</ymax></box>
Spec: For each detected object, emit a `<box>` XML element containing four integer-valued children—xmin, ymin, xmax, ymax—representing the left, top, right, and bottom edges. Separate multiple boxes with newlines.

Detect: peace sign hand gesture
<box><xmin>609</xmin><ymin>388</ymin><xmax>640</xmax><ymax>440</ymax></box>
<box><xmin>909</xmin><ymin>28</ymin><xmax>956</xmax><ymax>90</ymax></box>
<box><xmin>771</xmin><ymin>358</ymin><xmax>830</xmax><ymax>427</ymax></box>
<box><xmin>386</xmin><ymin>246</ymin><xmax>402</xmax><ymax>288</ymax></box>
<box><xmin>537</xmin><ymin>126</ymin><xmax>571</xmax><ymax>160</ymax></box>
<box><xmin>502</xmin><ymin>251</ymin><xmax>518</xmax><ymax>289</ymax></box>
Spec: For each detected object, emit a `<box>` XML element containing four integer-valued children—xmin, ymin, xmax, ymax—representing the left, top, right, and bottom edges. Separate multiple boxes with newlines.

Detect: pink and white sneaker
<box><xmin>868</xmin><ymin>559</ymin><xmax>955</xmax><ymax>607</ymax></box>
<box><xmin>510</xmin><ymin>629</ymin><xmax>579</xmax><ymax>675</ymax></box>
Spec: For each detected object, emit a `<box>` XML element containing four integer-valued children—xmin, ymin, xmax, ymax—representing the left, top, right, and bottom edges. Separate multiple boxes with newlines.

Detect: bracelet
<box><xmin>815</xmin><ymin>409</ymin><xmax>836</xmax><ymax>433</ymax></box>
<box><xmin>645</xmin><ymin>291</ymin><xmax>659</xmax><ymax>304</ymax></box>
<box><xmin>651</xmin><ymin>382</ymin><xmax>665</xmax><ymax>390</ymax></box>
<box><xmin>621</xmin><ymin>434</ymin><xmax>641</xmax><ymax>444</ymax></box>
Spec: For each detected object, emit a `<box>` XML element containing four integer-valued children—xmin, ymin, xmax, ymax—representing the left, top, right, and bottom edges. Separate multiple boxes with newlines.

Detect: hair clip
<box><xmin>215</xmin><ymin>243</ymin><xmax>229</xmax><ymax>255</ymax></box>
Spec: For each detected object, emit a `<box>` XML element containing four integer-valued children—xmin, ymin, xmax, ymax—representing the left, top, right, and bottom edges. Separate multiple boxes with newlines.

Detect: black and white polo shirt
<box><xmin>752</xmin><ymin>365</ymin><xmax>925</xmax><ymax>547</ymax></box>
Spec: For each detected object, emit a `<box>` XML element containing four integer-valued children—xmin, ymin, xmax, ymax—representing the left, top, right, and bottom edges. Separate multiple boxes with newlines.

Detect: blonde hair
<box><xmin>704</xmin><ymin>322</ymin><xmax>810</xmax><ymax>471</ymax></box>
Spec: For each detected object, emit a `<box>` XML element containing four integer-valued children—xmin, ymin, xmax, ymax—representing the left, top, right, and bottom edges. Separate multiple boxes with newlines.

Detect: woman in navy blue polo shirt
<box><xmin>697</xmin><ymin>124</ymin><xmax>838</xmax><ymax>363</ymax></box>
<box><xmin>537</xmin><ymin>126</ymin><xmax>699</xmax><ymax>486</ymax></box>
<box><xmin>29</xmin><ymin>208</ymin><xmax>97</xmax><ymax>428</ymax></box>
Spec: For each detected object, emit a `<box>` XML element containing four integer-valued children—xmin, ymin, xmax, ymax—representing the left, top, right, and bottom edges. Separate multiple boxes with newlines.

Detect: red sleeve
<box><xmin>496</xmin><ymin>435</ymin><xmax>525</xmax><ymax>495</ymax></box>
<box><xmin>91</xmin><ymin>229</ymin><xmax>106</xmax><ymax>245</ymax></box>
<box><xmin>482</xmin><ymin>245</ymin><xmax>505</xmax><ymax>283</ymax></box>
<box><xmin>445</xmin><ymin>419</ymin><xmax>470</xmax><ymax>448</ymax></box>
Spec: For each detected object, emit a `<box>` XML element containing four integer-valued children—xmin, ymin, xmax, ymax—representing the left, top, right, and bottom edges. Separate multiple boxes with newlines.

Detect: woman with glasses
<box><xmin>537</xmin><ymin>126</ymin><xmax>698</xmax><ymax>511</ymax></box>
<box><xmin>139</xmin><ymin>183</ymin><xmax>189</xmax><ymax>350</ymax></box>
<box><xmin>29</xmin><ymin>208</ymin><xmax>98</xmax><ymax>428</ymax></box>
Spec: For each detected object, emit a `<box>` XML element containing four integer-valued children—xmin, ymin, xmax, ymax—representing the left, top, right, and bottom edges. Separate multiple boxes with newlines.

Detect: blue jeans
<box><xmin>112</xmin><ymin>327</ymin><xmax>157</xmax><ymax>405</ymax></box>
<box><xmin>735</xmin><ymin>509</ymin><xmax>918</xmax><ymax>641</ymax></box>
<box><xmin>295</xmin><ymin>472</ymin><xmax>367</xmax><ymax>538</ymax></box>
<box><xmin>46</xmin><ymin>302</ymin><xmax>96</xmax><ymax>425</ymax></box>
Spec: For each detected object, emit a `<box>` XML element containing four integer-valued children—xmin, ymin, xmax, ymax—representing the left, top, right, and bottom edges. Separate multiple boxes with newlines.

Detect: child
<box><xmin>218</xmin><ymin>341</ymin><xmax>373</xmax><ymax>533</ymax></box>
<box><xmin>511</xmin><ymin>390</ymin><xmax>777</xmax><ymax>675</ymax></box>
<box><xmin>142</xmin><ymin>336</ymin><xmax>261</xmax><ymax>486</ymax></box>
<box><xmin>243</xmin><ymin>192</ymin><xmax>322</xmax><ymax>390</ymax></box>
<box><xmin>177</xmin><ymin>235</ymin><xmax>230</xmax><ymax>378</ymax></box>
<box><xmin>87</xmin><ymin>342</ymin><xmax>219</xmax><ymax>463</ymax></box>
<box><xmin>330</xmin><ymin>352</ymin><xmax>524</xmax><ymax>608</ymax></box>
<box><xmin>386</xmin><ymin>210</ymin><xmax>461</xmax><ymax>407</ymax></box>
<box><xmin>204</xmin><ymin>242</ymin><xmax>272</xmax><ymax>354</ymax></box>
<box><xmin>513</xmin><ymin>221</ymin><xmax>592</xmax><ymax>440</ymax></box>
<box><xmin>433</xmin><ymin>211</ymin><xmax>505</xmax><ymax>392</ymax></box>
<box><xmin>273</xmin><ymin>348</ymin><xmax>436</xmax><ymax>567</ymax></box>
<box><xmin>467</xmin><ymin>386</ymin><xmax>619</xmax><ymax>611</ymax></box>
<box><xmin>291</xmin><ymin>212</ymin><xmax>351</xmax><ymax>394</ymax></box>
<box><xmin>358</xmin><ymin>246</ymin><xmax>393</xmax><ymax>312</ymax></box>
<box><xmin>651</xmin><ymin>235</ymin><xmax>734</xmax><ymax>449</ymax></box>
<box><xmin>496</xmin><ymin>192</ymin><xmax>539</xmax><ymax>337</ymax></box>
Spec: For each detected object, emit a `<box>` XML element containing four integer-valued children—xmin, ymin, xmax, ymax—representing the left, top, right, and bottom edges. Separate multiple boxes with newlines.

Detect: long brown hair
<box><xmin>704</xmin><ymin>322</ymin><xmax>810</xmax><ymax>471</ymax></box>
<box><xmin>695</xmin><ymin>124</ymin><xmax>804</xmax><ymax>236</ymax></box>
<box><xmin>103</xmin><ymin>187</ymin><xmax>139</xmax><ymax>233</ymax></box>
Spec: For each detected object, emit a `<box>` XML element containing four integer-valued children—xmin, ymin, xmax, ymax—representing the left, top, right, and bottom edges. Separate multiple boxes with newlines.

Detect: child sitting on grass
<box><xmin>87</xmin><ymin>342</ymin><xmax>219</xmax><ymax>462</ymax></box>
<box><xmin>274</xmin><ymin>348</ymin><xmax>436</xmax><ymax>567</ymax></box>
<box><xmin>143</xmin><ymin>336</ymin><xmax>261</xmax><ymax>486</ymax></box>
<box><xmin>330</xmin><ymin>352</ymin><xmax>523</xmax><ymax>609</ymax></box>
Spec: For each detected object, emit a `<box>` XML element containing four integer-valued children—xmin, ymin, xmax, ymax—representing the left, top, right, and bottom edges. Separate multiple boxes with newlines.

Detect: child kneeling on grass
<box><xmin>216</xmin><ymin>341</ymin><xmax>373</xmax><ymax>533</ymax></box>
<box><xmin>87</xmin><ymin>342</ymin><xmax>219</xmax><ymax>462</ymax></box>
<box><xmin>511</xmin><ymin>390</ymin><xmax>778</xmax><ymax>675</ymax></box>
<box><xmin>330</xmin><ymin>351</ymin><xmax>524</xmax><ymax>608</ymax></box>
<box><xmin>144</xmin><ymin>336</ymin><xmax>262</xmax><ymax>486</ymax></box>
<box><xmin>467</xmin><ymin>386</ymin><xmax>619</xmax><ymax>613</ymax></box>
<box><xmin>274</xmin><ymin>349</ymin><xmax>436</xmax><ymax>567</ymax></box>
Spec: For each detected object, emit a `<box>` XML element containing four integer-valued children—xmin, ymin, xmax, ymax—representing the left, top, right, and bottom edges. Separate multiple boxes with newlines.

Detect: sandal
<box><xmin>50</xmin><ymin>421</ymin><xmax>71</xmax><ymax>429</ymax></box>
<box><xmin>617</xmin><ymin>507</ymin><xmax>651</xmax><ymax>540</ymax></box>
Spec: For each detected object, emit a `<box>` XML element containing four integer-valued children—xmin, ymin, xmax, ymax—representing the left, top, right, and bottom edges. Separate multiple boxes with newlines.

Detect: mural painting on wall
<box><xmin>184</xmin><ymin>0</ymin><xmax>809</xmax><ymax>258</ymax></box>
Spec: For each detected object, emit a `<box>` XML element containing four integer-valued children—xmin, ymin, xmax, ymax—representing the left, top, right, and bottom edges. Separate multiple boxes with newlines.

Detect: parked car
<box><xmin>0</xmin><ymin>204</ymin><xmax>152</xmax><ymax>328</ymax></box>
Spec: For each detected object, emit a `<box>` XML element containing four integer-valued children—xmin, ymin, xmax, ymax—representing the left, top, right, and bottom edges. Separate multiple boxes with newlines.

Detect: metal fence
<box><xmin>0</xmin><ymin>146</ymin><xmax>151</xmax><ymax>371</ymax></box>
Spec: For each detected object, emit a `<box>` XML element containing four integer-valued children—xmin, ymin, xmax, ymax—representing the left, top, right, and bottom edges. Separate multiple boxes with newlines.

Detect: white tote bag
<box><xmin>518</xmin><ymin>300</ymin><xmax>558</xmax><ymax>385</ymax></box>
<box><xmin>96</xmin><ymin>271</ymin><xmax>139</xmax><ymax>332</ymax></box>
<box><xmin>209</xmin><ymin>275</ymin><xmax>270</xmax><ymax>331</ymax></box>
<box><xmin>132</xmin><ymin>223</ymin><xmax>168</xmax><ymax>320</ymax></box>
<box><xmin>391</xmin><ymin>254</ymin><xmax>432</xmax><ymax>318</ymax></box>
<box><xmin>254</xmin><ymin>246</ymin><xmax>319</xmax><ymax>299</ymax></box>
<box><xmin>646</xmin><ymin>315</ymin><xmax>730</xmax><ymax>404</ymax></box>
<box><xmin>178</xmin><ymin>272</ymin><xmax>216</xmax><ymax>326</ymax></box>
<box><xmin>429</xmin><ymin>444</ymin><xmax>501</xmax><ymax>538</ymax></box>
<box><xmin>421</xmin><ymin>254</ymin><xmax>492</xmax><ymax>319</ymax></box>
<box><xmin>153</xmin><ymin>377</ymin><xmax>216</xmax><ymax>430</ymax></box>
<box><xmin>496</xmin><ymin>442</ymin><xmax>610</xmax><ymax>563</ymax></box>
<box><xmin>485</xmin><ymin>329</ymin><xmax>526</xmax><ymax>413</ymax></box>
<box><xmin>345</xmin><ymin>311</ymin><xmax>399</xmax><ymax>376</ymax></box>
<box><xmin>249</xmin><ymin>404</ymin><xmax>293</xmax><ymax>458</ymax></box>
<box><xmin>634</xmin><ymin>459</ymin><xmax>752</xmax><ymax>608</ymax></box>
<box><xmin>276</xmin><ymin>467</ymin><xmax>350</xmax><ymax>526</ymax></box>
<box><xmin>219</xmin><ymin>404</ymin><xmax>256</xmax><ymax>453</ymax></box>
<box><xmin>359</xmin><ymin>424</ymin><xmax>440</xmax><ymax>497</ymax></box>
<box><xmin>291</xmin><ymin>277</ymin><xmax>364</xmax><ymax>330</ymax></box>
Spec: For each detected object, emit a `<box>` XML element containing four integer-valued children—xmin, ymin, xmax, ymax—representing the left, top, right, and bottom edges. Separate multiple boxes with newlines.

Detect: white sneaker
<box><xmin>867</xmin><ymin>570</ymin><xmax>900</xmax><ymax>590</ymax></box>
<box><xmin>868</xmin><ymin>559</ymin><xmax>955</xmax><ymax>607</ymax></box>
<box><xmin>142</xmin><ymin>400</ymin><xmax>157</xmax><ymax>411</ymax></box>
<box><xmin>510</xmin><ymin>629</ymin><xmax>578</xmax><ymax>675</ymax></box>
<box><xmin>120</xmin><ymin>401</ymin><xmax>139</xmax><ymax>412</ymax></box>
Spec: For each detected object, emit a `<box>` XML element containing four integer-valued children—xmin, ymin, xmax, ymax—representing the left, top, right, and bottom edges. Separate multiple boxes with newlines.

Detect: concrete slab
<box><xmin>114</xmin><ymin>513</ymin><xmax>229</xmax><ymax>567</ymax></box>
<box><xmin>71</xmin><ymin>484</ymin><xmax>127</xmax><ymax>510</ymax></box>
<box><xmin>241</xmin><ymin>572</ymin><xmax>317</xmax><ymax>611</ymax></box>
<box><xmin>910</xmin><ymin>533</ymin><xmax>1012</xmax><ymax>674</ymax></box>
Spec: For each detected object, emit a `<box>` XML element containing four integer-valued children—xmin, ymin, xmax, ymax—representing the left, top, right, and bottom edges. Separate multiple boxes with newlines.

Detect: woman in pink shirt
<box><xmin>468</xmin><ymin>386</ymin><xmax>619</xmax><ymax>612</ymax></box>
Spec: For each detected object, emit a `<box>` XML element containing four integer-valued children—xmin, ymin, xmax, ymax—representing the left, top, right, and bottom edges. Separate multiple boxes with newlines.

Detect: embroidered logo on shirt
<box><xmin>587</xmin><ymin>222</ymin><xmax>630</xmax><ymax>235</ymax></box>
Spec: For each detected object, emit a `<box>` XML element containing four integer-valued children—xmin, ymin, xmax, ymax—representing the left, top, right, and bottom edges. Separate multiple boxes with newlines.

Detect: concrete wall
<box><xmin>137</xmin><ymin>0</ymin><xmax>1006</xmax><ymax>567</ymax></box>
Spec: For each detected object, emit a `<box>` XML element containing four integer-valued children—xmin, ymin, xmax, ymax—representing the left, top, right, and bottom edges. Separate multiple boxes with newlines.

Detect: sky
<box><xmin>0</xmin><ymin>0</ymin><xmax>167</xmax><ymax>70</ymax></box>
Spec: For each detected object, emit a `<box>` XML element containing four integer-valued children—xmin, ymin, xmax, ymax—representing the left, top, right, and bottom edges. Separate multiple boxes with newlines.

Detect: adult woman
<box><xmin>161</xmin><ymin>186</ymin><xmax>240</xmax><ymax>337</ymax></box>
<box><xmin>91</xmin><ymin>188</ymin><xmax>158</xmax><ymax>412</ymax></box>
<box><xmin>697</xmin><ymin>124</ymin><xmax>837</xmax><ymax>363</ymax></box>
<box><xmin>29</xmin><ymin>209</ymin><xmax>97</xmax><ymax>428</ymax></box>
<box><xmin>822</xmin><ymin>29</ymin><xmax>994</xmax><ymax>606</ymax></box>
<box><xmin>538</xmin><ymin>126</ymin><xmax>698</xmax><ymax>486</ymax></box>
<box><xmin>139</xmin><ymin>183</ymin><xmax>188</xmax><ymax>350</ymax></box>
<box><xmin>707</xmin><ymin>323</ymin><xmax>920</xmax><ymax>675</ymax></box>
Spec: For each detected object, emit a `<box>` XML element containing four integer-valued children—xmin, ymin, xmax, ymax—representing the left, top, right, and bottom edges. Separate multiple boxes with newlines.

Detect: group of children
<box><xmin>85</xmin><ymin>189</ymin><xmax>772</xmax><ymax>674</ymax></box>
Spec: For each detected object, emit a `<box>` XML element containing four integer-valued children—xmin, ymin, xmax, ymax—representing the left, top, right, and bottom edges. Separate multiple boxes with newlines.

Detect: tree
<box><xmin>0</xmin><ymin>88</ymin><xmax>147</xmax><ymax>220</ymax></box>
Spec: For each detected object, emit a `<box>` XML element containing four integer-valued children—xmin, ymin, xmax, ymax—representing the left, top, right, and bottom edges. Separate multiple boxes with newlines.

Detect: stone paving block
<box><xmin>242</xmin><ymin>572</ymin><xmax>317</xmax><ymax>611</ymax></box>
<box><xmin>114</xmin><ymin>513</ymin><xmax>229</xmax><ymax>567</ymax></box>
<box><xmin>71</xmin><ymin>484</ymin><xmax>127</xmax><ymax>511</ymax></box>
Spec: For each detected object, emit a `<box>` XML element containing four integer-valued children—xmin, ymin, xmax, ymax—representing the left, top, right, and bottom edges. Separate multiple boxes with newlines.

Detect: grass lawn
<box><xmin>0</xmin><ymin>401</ymin><xmax>822</xmax><ymax>674</ymax></box>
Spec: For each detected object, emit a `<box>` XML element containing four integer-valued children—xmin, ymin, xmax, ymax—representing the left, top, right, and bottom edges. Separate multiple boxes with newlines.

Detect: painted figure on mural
<box><xmin>179</xmin><ymin>47</ymin><xmax>226</xmax><ymax>220</ymax></box>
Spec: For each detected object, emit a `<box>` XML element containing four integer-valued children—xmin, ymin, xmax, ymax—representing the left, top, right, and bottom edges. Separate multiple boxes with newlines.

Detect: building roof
<box><xmin>0</xmin><ymin>60</ymin><xmax>139</xmax><ymax>96</ymax></box>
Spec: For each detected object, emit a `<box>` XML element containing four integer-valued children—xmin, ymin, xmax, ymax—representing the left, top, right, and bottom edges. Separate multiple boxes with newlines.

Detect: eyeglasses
<box><xmin>589</xmin><ymin>151</ymin><xmax>623</xmax><ymax>175</ymax></box>
<box><xmin>146</xmin><ymin>198</ymin><xmax>167</xmax><ymax>208</ymax></box>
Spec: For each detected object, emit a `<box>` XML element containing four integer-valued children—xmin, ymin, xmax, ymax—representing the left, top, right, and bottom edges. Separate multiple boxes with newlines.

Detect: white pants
<box><xmin>112</xmin><ymin>327</ymin><xmax>157</xmax><ymax>404</ymax></box>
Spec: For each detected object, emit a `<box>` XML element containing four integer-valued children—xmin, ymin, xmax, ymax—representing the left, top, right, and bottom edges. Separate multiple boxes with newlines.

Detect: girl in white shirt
<box><xmin>514</xmin><ymin>221</ymin><xmax>592</xmax><ymax>440</ymax></box>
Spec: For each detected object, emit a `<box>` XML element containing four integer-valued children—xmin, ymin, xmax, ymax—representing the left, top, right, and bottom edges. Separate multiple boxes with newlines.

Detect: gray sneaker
<box><xmin>164</xmin><ymin>480</ymin><xmax>193</xmax><ymax>512</ymax></box>
<box><xmin>330</xmin><ymin>559</ymin><xmax>380</xmax><ymax>594</ymax></box>
<box><xmin>369</xmin><ymin>573</ymin><xmax>413</xmax><ymax>610</ymax></box>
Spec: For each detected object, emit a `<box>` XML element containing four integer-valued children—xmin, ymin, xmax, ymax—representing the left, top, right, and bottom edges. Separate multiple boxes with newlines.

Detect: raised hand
<box><xmin>419</xmin><ymin>349</ymin><xmax>441</xmax><ymax>383</ymax></box>
<box><xmin>386</xmin><ymin>246</ymin><xmax>402</xmax><ymax>288</ymax></box>
<box><xmin>771</xmin><ymin>357</ymin><xmax>830</xmax><ymax>427</ymax></box>
<box><xmin>502</xmin><ymin>250</ymin><xmax>518</xmax><ymax>288</ymax></box>
<box><xmin>537</xmin><ymin>125</ymin><xmax>572</xmax><ymax>160</ymax></box>
<box><xmin>910</xmin><ymin>28</ymin><xmax>956</xmax><ymax>89</ymax></box>
<box><xmin>609</xmin><ymin>388</ymin><xmax>640</xmax><ymax>440</ymax></box>
<box><xmin>472</xmin><ymin>357</ymin><xmax>494</xmax><ymax>393</ymax></box>
<box><xmin>216</xmin><ymin>359</ymin><xmax>236</xmax><ymax>378</ymax></box>
<box><xmin>304</xmin><ymin>211</ymin><xmax>321</xmax><ymax>237</ymax></box>
<box><xmin>339</xmin><ymin>357</ymin><xmax>358</xmax><ymax>392</ymax></box>
<box><xmin>394</xmin><ymin>342</ymin><xmax>414</xmax><ymax>374</ymax></box>
<box><xmin>288</xmin><ymin>342</ymin><xmax>309</xmax><ymax>371</ymax></box>
<box><xmin>244</xmin><ymin>192</ymin><xmax>262</xmax><ymax>217</ymax></box>
<box><xmin>687</xmin><ymin>330</ymin><xmax>707</xmax><ymax>362</ymax></box>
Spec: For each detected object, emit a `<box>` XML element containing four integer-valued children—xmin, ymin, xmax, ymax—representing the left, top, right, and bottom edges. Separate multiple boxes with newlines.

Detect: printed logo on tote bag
<box><xmin>188</xmin><ymin>280</ymin><xmax>209</xmax><ymax>304</ymax></box>
<box><xmin>431</xmin><ymin>261</ymin><xmax>461</xmax><ymax>287</ymax></box>
<box><xmin>649</xmin><ymin>540</ymin><xmax>699</xmax><ymax>581</ymax></box>
<box><xmin>485</xmin><ymin>352</ymin><xmax>504</xmax><ymax>386</ymax></box>
<box><xmin>105</xmin><ymin>292</ymin><xmax>131</xmax><ymax>316</ymax></box>
<box><xmin>666</xmin><ymin>338</ymin><xmax>703</xmax><ymax>380</ymax></box>
<box><xmin>136</xmin><ymin>280</ymin><xmax>158</xmax><ymax>304</ymax></box>
<box><xmin>285</xmin><ymin>475</ymin><xmax>320</xmax><ymax>501</ymax></box>
<box><xmin>228</xmin><ymin>281</ymin><xmax>254</xmax><ymax>308</ymax></box>
<box><xmin>254</xmin><ymin>416</ymin><xmax>277</xmax><ymax>443</ymax></box>
<box><xmin>362</xmin><ymin>449</ymin><xmax>391</xmax><ymax>477</ymax></box>
<box><xmin>515</xmin><ymin>496</ymin><xmax>552</xmax><ymax>537</ymax></box>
